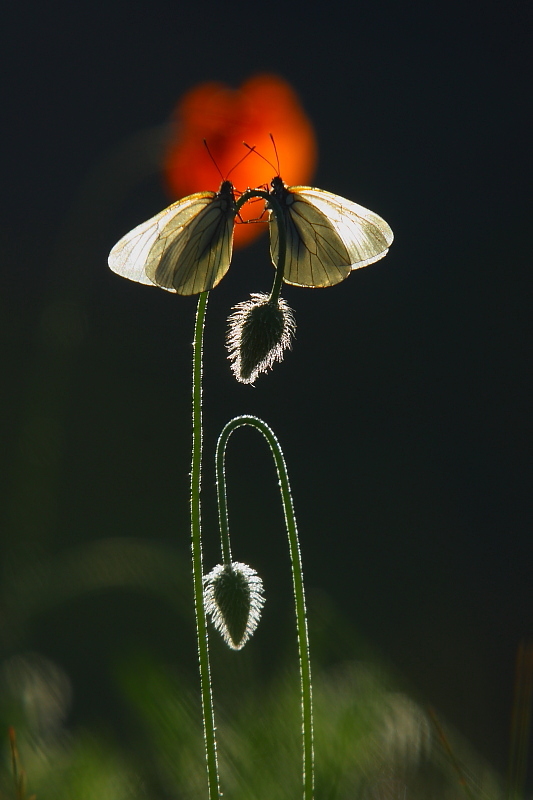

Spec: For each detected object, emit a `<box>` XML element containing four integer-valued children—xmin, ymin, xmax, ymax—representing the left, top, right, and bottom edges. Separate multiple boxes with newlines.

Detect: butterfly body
<box><xmin>109</xmin><ymin>180</ymin><xmax>237</xmax><ymax>295</ymax></box>
<box><xmin>268</xmin><ymin>175</ymin><xmax>393</xmax><ymax>288</ymax></box>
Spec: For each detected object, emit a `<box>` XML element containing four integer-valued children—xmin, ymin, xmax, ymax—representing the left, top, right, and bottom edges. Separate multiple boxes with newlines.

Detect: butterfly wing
<box><xmin>295</xmin><ymin>187</ymin><xmax>393</xmax><ymax>269</ymax></box>
<box><xmin>268</xmin><ymin>180</ymin><xmax>393</xmax><ymax>288</ymax></box>
<box><xmin>108</xmin><ymin>182</ymin><xmax>237</xmax><ymax>295</ymax></box>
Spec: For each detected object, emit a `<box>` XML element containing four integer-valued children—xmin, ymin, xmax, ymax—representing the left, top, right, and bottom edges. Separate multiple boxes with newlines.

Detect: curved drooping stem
<box><xmin>215</xmin><ymin>415</ymin><xmax>314</xmax><ymax>800</ymax></box>
<box><xmin>236</xmin><ymin>189</ymin><xmax>286</xmax><ymax>305</ymax></box>
<box><xmin>190</xmin><ymin>290</ymin><xmax>220</xmax><ymax>800</ymax></box>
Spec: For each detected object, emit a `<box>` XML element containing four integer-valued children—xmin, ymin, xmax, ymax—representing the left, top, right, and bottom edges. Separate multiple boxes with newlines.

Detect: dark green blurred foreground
<box><xmin>0</xmin><ymin>538</ymin><xmax>502</xmax><ymax>800</ymax></box>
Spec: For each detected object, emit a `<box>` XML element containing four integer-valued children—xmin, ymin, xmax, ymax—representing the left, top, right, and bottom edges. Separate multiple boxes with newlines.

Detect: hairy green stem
<box><xmin>191</xmin><ymin>185</ymin><xmax>295</xmax><ymax>799</ymax></box>
<box><xmin>190</xmin><ymin>290</ymin><xmax>220</xmax><ymax>800</ymax></box>
<box><xmin>236</xmin><ymin>189</ymin><xmax>286</xmax><ymax>304</ymax></box>
<box><xmin>215</xmin><ymin>415</ymin><xmax>314</xmax><ymax>800</ymax></box>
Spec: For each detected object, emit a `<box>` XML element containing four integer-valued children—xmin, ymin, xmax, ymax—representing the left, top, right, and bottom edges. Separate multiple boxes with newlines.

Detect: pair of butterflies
<box><xmin>108</xmin><ymin>175</ymin><xmax>394</xmax><ymax>295</ymax></box>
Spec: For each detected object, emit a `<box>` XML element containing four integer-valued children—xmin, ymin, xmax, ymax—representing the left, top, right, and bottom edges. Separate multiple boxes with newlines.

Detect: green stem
<box><xmin>236</xmin><ymin>189</ymin><xmax>286</xmax><ymax>304</ymax></box>
<box><xmin>190</xmin><ymin>290</ymin><xmax>220</xmax><ymax>800</ymax></box>
<box><xmin>215</xmin><ymin>415</ymin><xmax>314</xmax><ymax>800</ymax></box>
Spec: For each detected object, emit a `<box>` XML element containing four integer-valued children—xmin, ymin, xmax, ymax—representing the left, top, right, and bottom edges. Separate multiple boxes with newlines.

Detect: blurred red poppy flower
<box><xmin>163</xmin><ymin>74</ymin><xmax>317</xmax><ymax>248</ymax></box>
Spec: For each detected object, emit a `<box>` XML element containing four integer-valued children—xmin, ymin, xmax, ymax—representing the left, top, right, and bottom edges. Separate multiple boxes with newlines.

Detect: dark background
<box><xmin>1</xmin><ymin>0</ymin><xmax>532</xmax><ymax>787</ymax></box>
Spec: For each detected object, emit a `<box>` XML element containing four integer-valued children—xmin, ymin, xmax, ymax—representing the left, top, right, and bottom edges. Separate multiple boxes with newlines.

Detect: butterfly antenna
<box><xmin>269</xmin><ymin>133</ymin><xmax>281</xmax><ymax>175</ymax></box>
<box><xmin>226</xmin><ymin>144</ymin><xmax>256</xmax><ymax>180</ymax></box>
<box><xmin>203</xmin><ymin>139</ymin><xmax>225</xmax><ymax>182</ymax></box>
<box><xmin>242</xmin><ymin>141</ymin><xmax>278</xmax><ymax>174</ymax></box>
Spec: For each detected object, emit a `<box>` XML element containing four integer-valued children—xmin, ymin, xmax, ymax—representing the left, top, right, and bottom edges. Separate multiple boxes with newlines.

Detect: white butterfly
<box><xmin>108</xmin><ymin>180</ymin><xmax>237</xmax><ymax>295</ymax></box>
<box><xmin>267</xmin><ymin>176</ymin><xmax>393</xmax><ymax>288</ymax></box>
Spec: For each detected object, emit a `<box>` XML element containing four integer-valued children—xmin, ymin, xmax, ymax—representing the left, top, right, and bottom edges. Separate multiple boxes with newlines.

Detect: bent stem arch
<box><xmin>215</xmin><ymin>415</ymin><xmax>314</xmax><ymax>800</ymax></box>
<box><xmin>236</xmin><ymin>188</ymin><xmax>286</xmax><ymax>304</ymax></box>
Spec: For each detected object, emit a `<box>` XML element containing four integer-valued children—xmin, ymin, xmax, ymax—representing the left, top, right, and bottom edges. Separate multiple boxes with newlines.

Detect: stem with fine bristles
<box><xmin>215</xmin><ymin>415</ymin><xmax>314</xmax><ymax>800</ymax></box>
<box><xmin>190</xmin><ymin>290</ymin><xmax>220</xmax><ymax>800</ymax></box>
<box><xmin>236</xmin><ymin>189</ymin><xmax>286</xmax><ymax>304</ymax></box>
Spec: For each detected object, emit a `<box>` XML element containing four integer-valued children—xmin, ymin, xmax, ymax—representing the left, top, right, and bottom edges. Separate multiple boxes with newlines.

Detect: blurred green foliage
<box><xmin>0</xmin><ymin>538</ymin><xmax>503</xmax><ymax>799</ymax></box>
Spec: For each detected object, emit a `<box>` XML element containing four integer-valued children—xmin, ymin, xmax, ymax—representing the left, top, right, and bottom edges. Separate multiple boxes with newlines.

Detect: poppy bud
<box><xmin>203</xmin><ymin>562</ymin><xmax>265</xmax><ymax>650</ymax></box>
<box><xmin>226</xmin><ymin>293</ymin><xmax>296</xmax><ymax>384</ymax></box>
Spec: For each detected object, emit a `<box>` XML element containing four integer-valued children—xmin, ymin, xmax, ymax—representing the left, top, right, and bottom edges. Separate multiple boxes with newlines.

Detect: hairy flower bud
<box><xmin>203</xmin><ymin>561</ymin><xmax>265</xmax><ymax>650</ymax></box>
<box><xmin>226</xmin><ymin>293</ymin><xmax>296</xmax><ymax>384</ymax></box>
